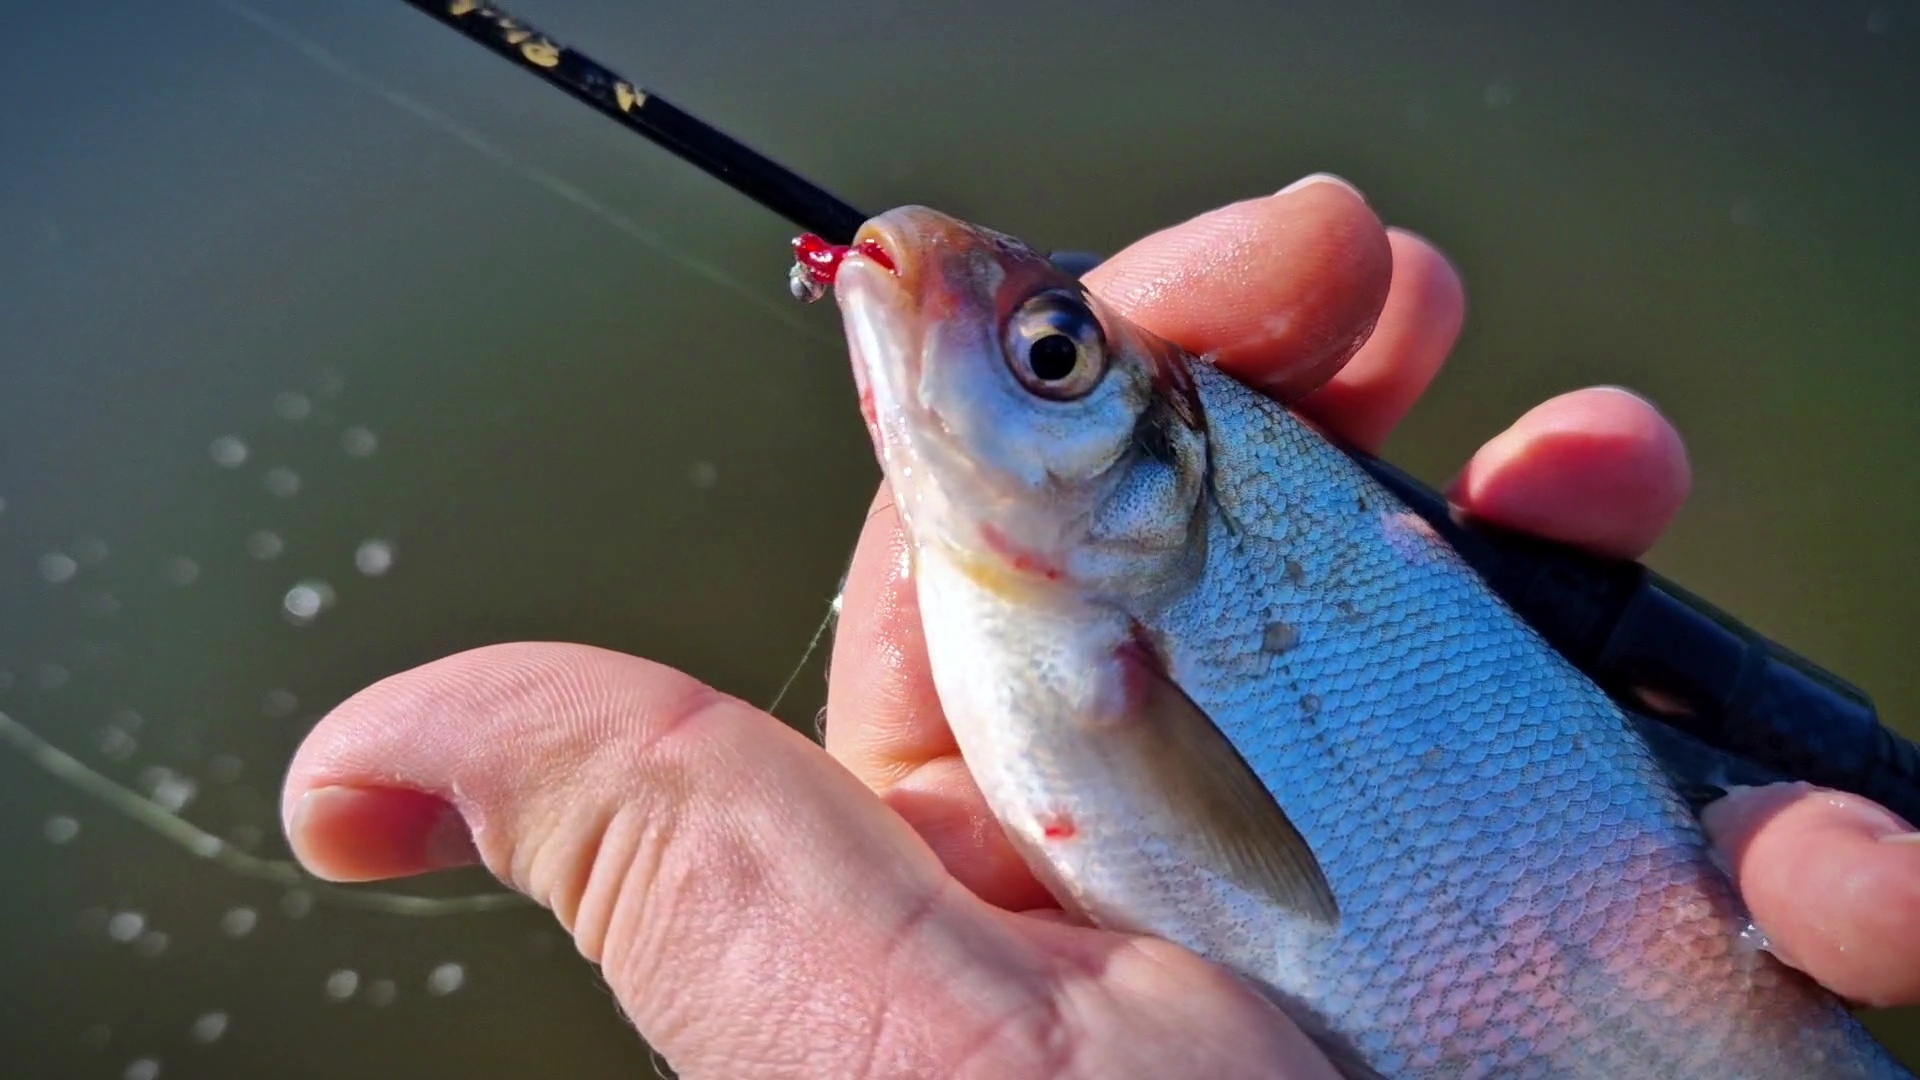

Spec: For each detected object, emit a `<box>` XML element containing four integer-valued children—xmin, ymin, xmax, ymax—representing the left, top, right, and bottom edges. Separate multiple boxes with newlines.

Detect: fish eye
<box><xmin>1003</xmin><ymin>291</ymin><xmax>1108</xmax><ymax>401</ymax></box>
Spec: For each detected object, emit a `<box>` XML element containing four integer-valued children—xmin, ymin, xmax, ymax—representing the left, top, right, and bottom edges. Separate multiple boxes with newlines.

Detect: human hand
<box><xmin>283</xmin><ymin>177</ymin><xmax>1920</xmax><ymax>1080</ymax></box>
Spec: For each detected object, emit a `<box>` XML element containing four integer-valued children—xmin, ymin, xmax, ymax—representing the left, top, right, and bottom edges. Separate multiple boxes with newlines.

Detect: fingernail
<box><xmin>1277</xmin><ymin>172</ymin><xmax>1365</xmax><ymax>201</ymax></box>
<box><xmin>1879</xmin><ymin>831</ymin><xmax>1920</xmax><ymax>844</ymax></box>
<box><xmin>287</xmin><ymin>785</ymin><xmax>478</xmax><ymax>881</ymax></box>
<box><xmin>1697</xmin><ymin>782</ymin><xmax>1805</xmax><ymax>843</ymax></box>
<box><xmin>1585</xmin><ymin>384</ymin><xmax>1665</xmax><ymax>412</ymax></box>
<box><xmin>1702</xmin><ymin>782</ymin><xmax>1915</xmax><ymax>845</ymax></box>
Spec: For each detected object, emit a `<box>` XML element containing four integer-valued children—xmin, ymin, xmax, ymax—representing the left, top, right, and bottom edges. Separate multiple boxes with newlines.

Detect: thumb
<box><xmin>281</xmin><ymin>643</ymin><xmax>1012</xmax><ymax>1077</ymax></box>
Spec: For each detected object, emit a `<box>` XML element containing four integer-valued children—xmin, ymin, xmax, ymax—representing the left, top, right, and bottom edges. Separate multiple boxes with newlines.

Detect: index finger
<box><xmin>1084</xmin><ymin>175</ymin><xmax>1395</xmax><ymax>401</ymax></box>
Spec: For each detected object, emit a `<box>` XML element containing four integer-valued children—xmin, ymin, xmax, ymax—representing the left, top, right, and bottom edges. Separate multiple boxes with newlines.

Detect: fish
<box><xmin>816</xmin><ymin>204</ymin><xmax>1914</xmax><ymax>1079</ymax></box>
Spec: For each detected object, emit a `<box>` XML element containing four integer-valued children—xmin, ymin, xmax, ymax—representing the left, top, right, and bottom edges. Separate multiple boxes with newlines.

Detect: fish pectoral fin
<box><xmin>1126</xmin><ymin>653</ymin><xmax>1339</xmax><ymax>927</ymax></box>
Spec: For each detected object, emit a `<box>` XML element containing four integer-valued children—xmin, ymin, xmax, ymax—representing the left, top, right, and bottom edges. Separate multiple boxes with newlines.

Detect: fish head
<box><xmin>834</xmin><ymin>205</ymin><xmax>1211</xmax><ymax>599</ymax></box>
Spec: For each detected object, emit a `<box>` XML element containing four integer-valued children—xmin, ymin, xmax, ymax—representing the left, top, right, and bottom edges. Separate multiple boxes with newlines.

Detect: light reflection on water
<box><xmin>3</xmin><ymin>0</ymin><xmax>1916</xmax><ymax>1077</ymax></box>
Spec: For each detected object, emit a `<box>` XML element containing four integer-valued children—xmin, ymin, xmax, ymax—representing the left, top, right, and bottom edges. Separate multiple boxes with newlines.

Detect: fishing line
<box><xmin>767</xmin><ymin>495</ymin><xmax>902</xmax><ymax>731</ymax></box>
<box><xmin>765</xmin><ymin>588</ymin><xmax>841</xmax><ymax>728</ymax></box>
<box><xmin>0</xmin><ymin>709</ymin><xmax>527</xmax><ymax>915</ymax></box>
<box><xmin>209</xmin><ymin>0</ymin><xmax>822</xmax><ymax>338</ymax></box>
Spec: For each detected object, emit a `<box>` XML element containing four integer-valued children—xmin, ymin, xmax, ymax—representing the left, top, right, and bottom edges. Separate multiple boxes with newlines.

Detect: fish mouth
<box><xmin>835</xmin><ymin>206</ymin><xmax>966</xmax><ymax>448</ymax></box>
<box><xmin>833</xmin><ymin>208</ymin><xmax>985</xmax><ymax>550</ymax></box>
<box><xmin>846</xmin><ymin>215</ymin><xmax>913</xmax><ymax>295</ymax></box>
<box><xmin>834</xmin><ymin>236</ymin><xmax>911</xmax><ymax>451</ymax></box>
<box><xmin>845</xmin><ymin>204</ymin><xmax>980</xmax><ymax>297</ymax></box>
<box><xmin>835</xmin><ymin>210</ymin><xmax>920</xmax><ymax>445</ymax></box>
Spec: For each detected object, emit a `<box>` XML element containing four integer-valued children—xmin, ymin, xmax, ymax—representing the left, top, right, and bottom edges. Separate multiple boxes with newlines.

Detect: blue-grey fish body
<box><xmin>830</xmin><ymin>204</ymin><xmax>1911</xmax><ymax>1079</ymax></box>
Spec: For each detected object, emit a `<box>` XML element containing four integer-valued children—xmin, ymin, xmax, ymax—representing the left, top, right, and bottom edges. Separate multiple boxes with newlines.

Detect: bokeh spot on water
<box><xmin>134</xmin><ymin>930</ymin><xmax>169</xmax><ymax>958</ymax></box>
<box><xmin>208</xmin><ymin>436</ymin><xmax>249</xmax><ymax>469</ymax></box>
<box><xmin>687</xmin><ymin>461</ymin><xmax>720</xmax><ymax>490</ymax></box>
<box><xmin>106</xmin><ymin>911</ymin><xmax>146</xmax><ymax>943</ymax></box>
<box><xmin>189</xmin><ymin>1012</ymin><xmax>228</xmax><ymax>1044</ymax></box>
<box><xmin>246</xmin><ymin>530</ymin><xmax>285</xmax><ymax>561</ymax></box>
<box><xmin>261</xmin><ymin>689</ymin><xmax>299</xmax><ymax>718</ymax></box>
<box><xmin>279</xmin><ymin>890</ymin><xmax>314</xmax><ymax>919</ymax></box>
<box><xmin>38</xmin><ymin>552</ymin><xmax>78</xmax><ymax>584</ymax></box>
<box><xmin>123</xmin><ymin>1057</ymin><xmax>159</xmax><ymax>1080</ymax></box>
<box><xmin>354</xmin><ymin>539</ymin><xmax>394</xmax><ymax>577</ymax></box>
<box><xmin>273</xmin><ymin>391</ymin><xmax>313</xmax><ymax>421</ymax></box>
<box><xmin>282</xmin><ymin>580</ymin><xmax>336</xmax><ymax>624</ymax></box>
<box><xmin>425</xmin><ymin>962</ymin><xmax>466</xmax><ymax>996</ymax></box>
<box><xmin>262</xmin><ymin>467</ymin><xmax>301</xmax><ymax>498</ymax></box>
<box><xmin>43</xmin><ymin>815</ymin><xmax>79</xmax><ymax>844</ymax></box>
<box><xmin>365</xmin><ymin>978</ymin><xmax>398</xmax><ymax>1008</ymax></box>
<box><xmin>97</xmin><ymin>724</ymin><xmax>137</xmax><ymax>761</ymax></box>
<box><xmin>218</xmin><ymin>907</ymin><xmax>258</xmax><ymax>938</ymax></box>
<box><xmin>340</xmin><ymin>426</ymin><xmax>378</xmax><ymax>458</ymax></box>
<box><xmin>139</xmin><ymin>767</ymin><xmax>198</xmax><ymax>813</ymax></box>
<box><xmin>325</xmin><ymin>969</ymin><xmax>360</xmax><ymax>1002</ymax></box>
<box><xmin>162</xmin><ymin>557</ymin><xmax>200</xmax><ymax>587</ymax></box>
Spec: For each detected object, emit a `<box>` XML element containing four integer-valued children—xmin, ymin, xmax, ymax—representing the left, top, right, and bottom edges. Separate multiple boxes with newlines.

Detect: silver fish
<box><xmin>827</xmin><ymin>205</ymin><xmax>1912</xmax><ymax>1079</ymax></box>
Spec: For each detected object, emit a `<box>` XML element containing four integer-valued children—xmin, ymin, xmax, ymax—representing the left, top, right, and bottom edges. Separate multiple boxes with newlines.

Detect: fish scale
<box><xmin>837</xmin><ymin>205</ymin><xmax>1912</xmax><ymax>1079</ymax></box>
<box><xmin>1160</xmin><ymin>365</ymin><xmax>1831</xmax><ymax>1076</ymax></box>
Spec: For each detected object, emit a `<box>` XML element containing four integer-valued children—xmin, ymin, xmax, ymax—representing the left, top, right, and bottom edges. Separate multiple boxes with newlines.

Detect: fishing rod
<box><xmin>395</xmin><ymin>0</ymin><xmax>1920</xmax><ymax>823</ymax></box>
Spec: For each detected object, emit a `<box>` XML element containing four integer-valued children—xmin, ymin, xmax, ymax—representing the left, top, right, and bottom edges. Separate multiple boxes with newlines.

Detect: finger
<box><xmin>825</xmin><ymin>488</ymin><xmax>1055</xmax><ymax>911</ymax></box>
<box><xmin>1295</xmin><ymin>229</ymin><xmax>1467</xmax><ymax>451</ymax></box>
<box><xmin>1084</xmin><ymin>174</ymin><xmax>1395</xmax><ymax>401</ymax></box>
<box><xmin>1448</xmin><ymin>387</ymin><xmax>1691</xmax><ymax>559</ymax></box>
<box><xmin>1700</xmin><ymin>783</ymin><xmax>1920</xmax><ymax>1007</ymax></box>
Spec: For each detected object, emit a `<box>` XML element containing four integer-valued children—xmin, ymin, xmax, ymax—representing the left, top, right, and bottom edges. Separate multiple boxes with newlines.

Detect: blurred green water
<box><xmin>0</xmin><ymin>0</ymin><xmax>1914</xmax><ymax>1076</ymax></box>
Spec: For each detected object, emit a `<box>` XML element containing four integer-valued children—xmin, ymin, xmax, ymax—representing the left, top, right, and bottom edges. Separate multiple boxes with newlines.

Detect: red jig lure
<box><xmin>788</xmin><ymin>232</ymin><xmax>895</xmax><ymax>303</ymax></box>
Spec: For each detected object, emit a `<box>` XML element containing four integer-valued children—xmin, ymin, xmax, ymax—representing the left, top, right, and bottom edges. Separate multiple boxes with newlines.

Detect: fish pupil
<box><xmin>1028</xmin><ymin>333</ymin><xmax>1080</xmax><ymax>382</ymax></box>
